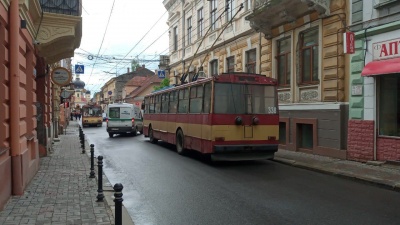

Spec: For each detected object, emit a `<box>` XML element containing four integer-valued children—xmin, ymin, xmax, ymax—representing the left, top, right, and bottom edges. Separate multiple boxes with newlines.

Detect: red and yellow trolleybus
<box><xmin>142</xmin><ymin>72</ymin><xmax>279</xmax><ymax>161</ymax></box>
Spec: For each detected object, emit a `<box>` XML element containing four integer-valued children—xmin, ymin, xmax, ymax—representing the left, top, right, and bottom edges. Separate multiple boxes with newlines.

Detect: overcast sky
<box><xmin>72</xmin><ymin>0</ymin><xmax>169</xmax><ymax>94</ymax></box>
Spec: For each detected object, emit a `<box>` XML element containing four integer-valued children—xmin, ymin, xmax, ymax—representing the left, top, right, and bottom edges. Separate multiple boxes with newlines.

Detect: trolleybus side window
<box><xmin>162</xmin><ymin>93</ymin><xmax>169</xmax><ymax>113</ymax></box>
<box><xmin>149</xmin><ymin>96</ymin><xmax>155</xmax><ymax>113</ymax></box>
<box><xmin>169</xmin><ymin>91</ymin><xmax>178</xmax><ymax>113</ymax></box>
<box><xmin>155</xmin><ymin>94</ymin><xmax>161</xmax><ymax>113</ymax></box>
<box><xmin>203</xmin><ymin>83</ymin><xmax>212</xmax><ymax>113</ymax></box>
<box><xmin>178</xmin><ymin>88</ymin><xmax>189</xmax><ymax>113</ymax></box>
<box><xmin>190</xmin><ymin>85</ymin><xmax>203</xmax><ymax>113</ymax></box>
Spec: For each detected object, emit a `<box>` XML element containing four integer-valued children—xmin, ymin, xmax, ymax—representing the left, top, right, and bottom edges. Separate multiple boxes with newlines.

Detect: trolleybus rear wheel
<box><xmin>149</xmin><ymin>126</ymin><xmax>158</xmax><ymax>143</ymax></box>
<box><xmin>176</xmin><ymin>129</ymin><xmax>186</xmax><ymax>155</ymax></box>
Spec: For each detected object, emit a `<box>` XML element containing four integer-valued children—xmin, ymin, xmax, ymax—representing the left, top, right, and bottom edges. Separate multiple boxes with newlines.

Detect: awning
<box><xmin>361</xmin><ymin>58</ymin><xmax>400</xmax><ymax>76</ymax></box>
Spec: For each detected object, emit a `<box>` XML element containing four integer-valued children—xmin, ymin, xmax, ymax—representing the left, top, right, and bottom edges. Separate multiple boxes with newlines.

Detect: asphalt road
<box><xmin>83</xmin><ymin>122</ymin><xmax>400</xmax><ymax>225</ymax></box>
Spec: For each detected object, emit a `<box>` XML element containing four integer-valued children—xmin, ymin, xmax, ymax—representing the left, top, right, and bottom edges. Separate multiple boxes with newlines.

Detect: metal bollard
<box><xmin>79</xmin><ymin>129</ymin><xmax>83</xmax><ymax>140</ymax></box>
<box><xmin>96</xmin><ymin>155</ymin><xmax>104</xmax><ymax>202</ymax></box>
<box><xmin>81</xmin><ymin>134</ymin><xmax>85</xmax><ymax>153</ymax></box>
<box><xmin>113</xmin><ymin>183</ymin><xmax>124</xmax><ymax>225</ymax></box>
<box><xmin>89</xmin><ymin>144</ymin><xmax>95</xmax><ymax>178</ymax></box>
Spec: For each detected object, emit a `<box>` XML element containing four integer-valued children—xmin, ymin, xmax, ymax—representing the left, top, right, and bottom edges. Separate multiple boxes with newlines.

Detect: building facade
<box><xmin>0</xmin><ymin>0</ymin><xmax>82</xmax><ymax>210</ymax></box>
<box><xmin>163</xmin><ymin>0</ymin><xmax>350</xmax><ymax>158</ymax></box>
<box><xmin>348</xmin><ymin>0</ymin><xmax>400</xmax><ymax>162</ymax></box>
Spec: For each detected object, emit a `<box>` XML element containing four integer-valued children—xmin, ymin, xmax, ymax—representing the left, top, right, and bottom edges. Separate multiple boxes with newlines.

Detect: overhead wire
<box><xmin>86</xmin><ymin>0</ymin><xmax>116</xmax><ymax>85</ymax></box>
<box><xmin>87</xmin><ymin>1</ymin><xmax>244</xmax><ymax>93</ymax></box>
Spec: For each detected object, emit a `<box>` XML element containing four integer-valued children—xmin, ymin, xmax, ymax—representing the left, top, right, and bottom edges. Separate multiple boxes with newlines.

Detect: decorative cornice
<box><xmin>35</xmin><ymin>12</ymin><xmax>82</xmax><ymax>64</ymax></box>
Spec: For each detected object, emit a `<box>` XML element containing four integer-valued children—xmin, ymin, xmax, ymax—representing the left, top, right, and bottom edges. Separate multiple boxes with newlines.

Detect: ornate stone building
<box><xmin>163</xmin><ymin>0</ymin><xmax>350</xmax><ymax>158</ymax></box>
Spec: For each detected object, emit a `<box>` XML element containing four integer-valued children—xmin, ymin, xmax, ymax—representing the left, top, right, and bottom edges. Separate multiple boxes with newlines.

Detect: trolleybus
<box><xmin>142</xmin><ymin>72</ymin><xmax>279</xmax><ymax>161</ymax></box>
<box><xmin>82</xmin><ymin>104</ymin><xmax>103</xmax><ymax>127</ymax></box>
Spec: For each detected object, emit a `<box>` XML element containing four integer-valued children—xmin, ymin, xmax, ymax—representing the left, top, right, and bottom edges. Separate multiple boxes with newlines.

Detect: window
<box><xmin>190</xmin><ymin>85</ymin><xmax>203</xmax><ymax>113</ymax></box>
<box><xmin>298</xmin><ymin>124</ymin><xmax>313</xmax><ymax>149</ymax></box>
<box><xmin>214</xmin><ymin>83</ymin><xmax>276</xmax><ymax>114</ymax></box>
<box><xmin>244</xmin><ymin>0</ymin><xmax>252</xmax><ymax>11</ymax></box>
<box><xmin>227</xmin><ymin>56</ymin><xmax>235</xmax><ymax>72</ymax></box>
<box><xmin>77</xmin><ymin>93</ymin><xmax>80</xmax><ymax>97</ymax></box>
<box><xmin>279</xmin><ymin>122</ymin><xmax>286</xmax><ymax>144</ymax></box>
<box><xmin>173</xmin><ymin>26</ymin><xmax>178</xmax><ymax>51</ymax></box>
<box><xmin>300</xmin><ymin>28</ymin><xmax>319</xmax><ymax>83</ymax></box>
<box><xmin>187</xmin><ymin>17</ymin><xmax>192</xmax><ymax>45</ymax></box>
<box><xmin>379</xmin><ymin>74</ymin><xmax>400</xmax><ymax>137</ymax></box>
<box><xmin>210</xmin><ymin>0</ymin><xmax>217</xmax><ymax>31</ymax></box>
<box><xmin>226</xmin><ymin>0</ymin><xmax>235</xmax><ymax>22</ymax></box>
<box><xmin>161</xmin><ymin>93</ymin><xmax>169</xmax><ymax>113</ymax></box>
<box><xmin>169</xmin><ymin>91</ymin><xmax>178</xmax><ymax>113</ymax></box>
<box><xmin>178</xmin><ymin>88</ymin><xmax>189</xmax><ymax>113</ymax></box>
<box><xmin>210</xmin><ymin>60</ymin><xmax>218</xmax><ymax>76</ymax></box>
<box><xmin>246</xmin><ymin>49</ymin><xmax>256</xmax><ymax>73</ymax></box>
<box><xmin>197</xmin><ymin>8</ymin><xmax>203</xmax><ymax>38</ymax></box>
<box><xmin>155</xmin><ymin>95</ymin><xmax>161</xmax><ymax>113</ymax></box>
<box><xmin>203</xmin><ymin>83</ymin><xmax>212</xmax><ymax>113</ymax></box>
<box><xmin>276</xmin><ymin>37</ymin><xmax>291</xmax><ymax>86</ymax></box>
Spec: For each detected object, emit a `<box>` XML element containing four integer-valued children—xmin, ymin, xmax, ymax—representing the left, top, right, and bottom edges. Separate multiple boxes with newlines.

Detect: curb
<box><xmin>273</xmin><ymin>157</ymin><xmax>400</xmax><ymax>192</ymax></box>
<box><xmin>83</xmin><ymin>139</ymin><xmax>135</xmax><ymax>225</ymax></box>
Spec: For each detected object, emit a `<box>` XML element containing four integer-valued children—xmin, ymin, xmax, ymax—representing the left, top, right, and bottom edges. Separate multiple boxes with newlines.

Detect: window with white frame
<box><xmin>244</xmin><ymin>0</ymin><xmax>251</xmax><ymax>11</ymax></box>
<box><xmin>210</xmin><ymin>0</ymin><xmax>217</xmax><ymax>31</ymax></box>
<box><xmin>300</xmin><ymin>28</ymin><xmax>319</xmax><ymax>84</ymax></box>
<box><xmin>276</xmin><ymin>37</ymin><xmax>291</xmax><ymax>86</ymax></box>
<box><xmin>226</xmin><ymin>0</ymin><xmax>235</xmax><ymax>22</ymax></box>
<box><xmin>197</xmin><ymin>8</ymin><xmax>203</xmax><ymax>38</ymax></box>
<box><xmin>246</xmin><ymin>49</ymin><xmax>256</xmax><ymax>73</ymax></box>
<box><xmin>210</xmin><ymin>60</ymin><xmax>218</xmax><ymax>76</ymax></box>
<box><xmin>173</xmin><ymin>26</ymin><xmax>178</xmax><ymax>51</ymax></box>
<box><xmin>187</xmin><ymin>17</ymin><xmax>192</xmax><ymax>45</ymax></box>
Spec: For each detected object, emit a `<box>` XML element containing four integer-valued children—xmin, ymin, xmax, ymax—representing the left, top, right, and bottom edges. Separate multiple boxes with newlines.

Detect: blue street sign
<box><xmin>158</xmin><ymin>70</ymin><xmax>165</xmax><ymax>78</ymax></box>
<box><xmin>75</xmin><ymin>64</ymin><xmax>84</xmax><ymax>74</ymax></box>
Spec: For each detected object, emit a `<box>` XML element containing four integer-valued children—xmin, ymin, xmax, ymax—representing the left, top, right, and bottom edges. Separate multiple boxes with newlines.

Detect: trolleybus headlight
<box><xmin>235</xmin><ymin>116</ymin><xmax>243</xmax><ymax>125</ymax></box>
<box><xmin>252</xmin><ymin>117</ymin><xmax>259</xmax><ymax>125</ymax></box>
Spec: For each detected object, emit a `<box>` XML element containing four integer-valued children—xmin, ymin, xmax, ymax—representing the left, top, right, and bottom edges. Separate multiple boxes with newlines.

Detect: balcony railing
<box><xmin>39</xmin><ymin>0</ymin><xmax>81</xmax><ymax>16</ymax></box>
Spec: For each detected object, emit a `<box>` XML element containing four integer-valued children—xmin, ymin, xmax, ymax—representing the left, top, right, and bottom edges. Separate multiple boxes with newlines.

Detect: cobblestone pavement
<box><xmin>0</xmin><ymin>122</ymin><xmax>114</xmax><ymax>225</ymax></box>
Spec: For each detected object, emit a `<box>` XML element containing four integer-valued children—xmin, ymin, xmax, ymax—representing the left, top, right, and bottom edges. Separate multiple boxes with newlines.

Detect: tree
<box><xmin>131</xmin><ymin>59</ymin><xmax>139</xmax><ymax>71</ymax></box>
<box><xmin>153</xmin><ymin>78</ymin><xmax>171</xmax><ymax>91</ymax></box>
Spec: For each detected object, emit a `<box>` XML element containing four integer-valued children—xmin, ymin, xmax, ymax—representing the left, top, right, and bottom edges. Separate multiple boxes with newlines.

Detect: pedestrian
<box><xmin>70</xmin><ymin>111</ymin><xmax>74</xmax><ymax>121</ymax></box>
<box><xmin>74</xmin><ymin>112</ymin><xmax>78</xmax><ymax>120</ymax></box>
<box><xmin>78</xmin><ymin>113</ymin><xmax>81</xmax><ymax>121</ymax></box>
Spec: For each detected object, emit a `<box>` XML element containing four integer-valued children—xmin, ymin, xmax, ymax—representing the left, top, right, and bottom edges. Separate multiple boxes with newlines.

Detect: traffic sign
<box><xmin>158</xmin><ymin>70</ymin><xmax>166</xmax><ymax>78</ymax></box>
<box><xmin>61</xmin><ymin>90</ymin><xmax>73</xmax><ymax>98</ymax></box>
<box><xmin>75</xmin><ymin>64</ymin><xmax>85</xmax><ymax>74</ymax></box>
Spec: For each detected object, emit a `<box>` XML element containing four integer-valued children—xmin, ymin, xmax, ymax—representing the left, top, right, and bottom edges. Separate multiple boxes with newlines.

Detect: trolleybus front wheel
<box><xmin>108</xmin><ymin>133</ymin><xmax>113</xmax><ymax>138</ymax></box>
<box><xmin>176</xmin><ymin>129</ymin><xmax>186</xmax><ymax>155</ymax></box>
<box><xmin>149</xmin><ymin>126</ymin><xmax>158</xmax><ymax>143</ymax></box>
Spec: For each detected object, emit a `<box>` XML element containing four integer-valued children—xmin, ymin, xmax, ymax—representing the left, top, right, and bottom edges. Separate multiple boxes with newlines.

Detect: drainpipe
<box><xmin>10</xmin><ymin>0</ymin><xmax>23</xmax><ymax>195</ymax></box>
<box><xmin>259</xmin><ymin>33</ymin><xmax>262</xmax><ymax>74</ymax></box>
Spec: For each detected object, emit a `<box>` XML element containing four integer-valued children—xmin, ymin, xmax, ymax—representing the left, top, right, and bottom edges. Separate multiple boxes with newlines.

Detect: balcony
<box><xmin>245</xmin><ymin>0</ymin><xmax>330</xmax><ymax>39</ymax></box>
<box><xmin>30</xmin><ymin>0</ymin><xmax>82</xmax><ymax>64</ymax></box>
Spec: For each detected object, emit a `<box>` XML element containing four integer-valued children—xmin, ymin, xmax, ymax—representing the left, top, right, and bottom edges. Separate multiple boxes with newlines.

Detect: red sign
<box><xmin>343</xmin><ymin>32</ymin><xmax>355</xmax><ymax>54</ymax></box>
<box><xmin>372</xmin><ymin>38</ymin><xmax>400</xmax><ymax>60</ymax></box>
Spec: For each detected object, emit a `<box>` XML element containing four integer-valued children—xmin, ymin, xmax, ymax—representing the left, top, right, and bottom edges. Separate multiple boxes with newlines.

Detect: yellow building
<box><xmin>163</xmin><ymin>0</ymin><xmax>350</xmax><ymax>158</ymax></box>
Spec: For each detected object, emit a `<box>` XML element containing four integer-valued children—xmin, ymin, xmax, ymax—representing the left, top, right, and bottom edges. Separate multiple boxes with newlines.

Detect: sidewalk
<box><xmin>274</xmin><ymin>149</ymin><xmax>400</xmax><ymax>191</ymax></box>
<box><xmin>0</xmin><ymin>120</ymin><xmax>134</xmax><ymax>225</ymax></box>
